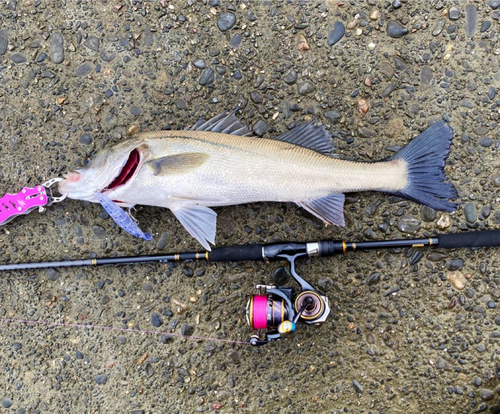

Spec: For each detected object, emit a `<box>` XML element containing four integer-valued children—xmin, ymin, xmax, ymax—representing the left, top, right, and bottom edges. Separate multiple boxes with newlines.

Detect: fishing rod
<box><xmin>1</xmin><ymin>229</ymin><xmax>499</xmax><ymax>346</ymax></box>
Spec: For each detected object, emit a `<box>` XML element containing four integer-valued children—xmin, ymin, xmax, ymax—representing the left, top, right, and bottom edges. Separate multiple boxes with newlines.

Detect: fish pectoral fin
<box><xmin>297</xmin><ymin>193</ymin><xmax>345</xmax><ymax>226</ymax></box>
<box><xmin>170</xmin><ymin>203</ymin><xmax>217</xmax><ymax>251</ymax></box>
<box><xmin>146</xmin><ymin>152</ymin><xmax>210</xmax><ymax>176</ymax></box>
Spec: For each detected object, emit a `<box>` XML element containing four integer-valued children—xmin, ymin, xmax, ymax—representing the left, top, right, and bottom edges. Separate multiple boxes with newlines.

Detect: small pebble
<box><xmin>387</xmin><ymin>21</ymin><xmax>409</xmax><ymax>38</ymax></box>
<box><xmin>11</xmin><ymin>53</ymin><xmax>26</xmax><ymax>64</ymax></box>
<box><xmin>76</xmin><ymin>62</ymin><xmax>92</xmax><ymax>77</ymax></box>
<box><xmin>480</xmin><ymin>389</ymin><xmax>494</xmax><ymax>401</ymax></box>
<box><xmin>488</xmin><ymin>86</ymin><xmax>496</xmax><ymax>100</ymax></box>
<box><xmin>297</xmin><ymin>34</ymin><xmax>309</xmax><ymax>51</ymax></box>
<box><xmin>421</xmin><ymin>205</ymin><xmax>436</xmax><ymax>222</ymax></box>
<box><xmin>447</xmin><ymin>258</ymin><xmax>464</xmax><ymax>271</ymax></box>
<box><xmin>284</xmin><ymin>70</ymin><xmax>298</xmax><ymax>85</ymax></box>
<box><xmin>1</xmin><ymin>399</ymin><xmax>12</xmax><ymax>408</ymax></box>
<box><xmin>94</xmin><ymin>374</ymin><xmax>108</xmax><ymax>385</ymax></box>
<box><xmin>0</xmin><ymin>29</ymin><xmax>8</xmax><ymax>55</ymax></box>
<box><xmin>151</xmin><ymin>313</ymin><xmax>163</xmax><ymax>327</ymax></box>
<box><xmin>217</xmin><ymin>12</ymin><xmax>236</xmax><ymax>32</ymax></box>
<box><xmin>397</xmin><ymin>215</ymin><xmax>420</xmax><ymax>233</ymax></box>
<box><xmin>181</xmin><ymin>324</ymin><xmax>195</xmax><ymax>336</ymax></box>
<box><xmin>79</xmin><ymin>134</ymin><xmax>92</xmax><ymax>145</ymax></box>
<box><xmin>182</xmin><ymin>267</ymin><xmax>194</xmax><ymax>277</ymax></box>
<box><xmin>297</xmin><ymin>81</ymin><xmax>315</xmax><ymax>95</ymax></box>
<box><xmin>472</xmin><ymin>377</ymin><xmax>482</xmax><ymax>387</ymax></box>
<box><xmin>448</xmin><ymin>7</ymin><xmax>460</xmax><ymax>21</ymax></box>
<box><xmin>481</xmin><ymin>21</ymin><xmax>491</xmax><ymax>33</ymax></box>
<box><xmin>49</xmin><ymin>32</ymin><xmax>65</xmax><ymax>64</ymax></box>
<box><xmin>252</xmin><ymin>120</ymin><xmax>268</xmax><ymax>137</ymax></box>
<box><xmin>156</xmin><ymin>231</ymin><xmax>170</xmax><ymax>250</ymax></box>
<box><xmin>192</xmin><ymin>58</ymin><xmax>206</xmax><ymax>69</ymax></box>
<box><xmin>369</xmin><ymin>9</ymin><xmax>380</xmax><ymax>21</ymax></box>
<box><xmin>353</xmin><ymin>380</ymin><xmax>364</xmax><ymax>394</ymax></box>
<box><xmin>392</xmin><ymin>0</ymin><xmax>401</xmax><ymax>8</ymax></box>
<box><xmin>92</xmin><ymin>226</ymin><xmax>107</xmax><ymax>239</ymax></box>
<box><xmin>447</xmin><ymin>271</ymin><xmax>467</xmax><ymax>290</ymax></box>
<box><xmin>83</xmin><ymin>35</ymin><xmax>100</xmax><ymax>51</ymax></box>
<box><xmin>409</xmin><ymin>250</ymin><xmax>423</xmax><ymax>265</ymax></box>
<box><xmin>130</xmin><ymin>106</ymin><xmax>142</xmax><ymax>116</ymax></box>
<box><xmin>250</xmin><ymin>91</ymin><xmax>263</xmax><ymax>103</ymax></box>
<box><xmin>492</xmin><ymin>174</ymin><xmax>500</xmax><ymax>187</ymax></box>
<box><xmin>436</xmin><ymin>213</ymin><xmax>452</xmax><ymax>229</ymax></box>
<box><xmin>432</xmin><ymin>18</ymin><xmax>445</xmax><ymax>36</ymax></box>
<box><xmin>100</xmin><ymin>50</ymin><xmax>116</xmax><ymax>62</ymax></box>
<box><xmin>479</xmin><ymin>137</ymin><xmax>493</xmax><ymax>147</ymax></box>
<box><xmin>229</xmin><ymin>33</ymin><xmax>242</xmax><ymax>48</ymax></box>
<box><xmin>464</xmin><ymin>202</ymin><xmax>477</xmax><ymax>223</ymax></box>
<box><xmin>324</xmin><ymin>110</ymin><xmax>341</xmax><ymax>124</ymax></box>
<box><xmin>327</xmin><ymin>21</ymin><xmax>345</xmax><ymax>46</ymax></box>
<box><xmin>465</xmin><ymin>4</ymin><xmax>477</xmax><ymax>38</ymax></box>
<box><xmin>487</xmin><ymin>0</ymin><xmax>500</xmax><ymax>9</ymax></box>
<box><xmin>199</xmin><ymin>68</ymin><xmax>215</xmax><ymax>86</ymax></box>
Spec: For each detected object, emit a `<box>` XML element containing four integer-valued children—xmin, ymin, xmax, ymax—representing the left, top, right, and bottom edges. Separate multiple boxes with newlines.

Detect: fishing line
<box><xmin>0</xmin><ymin>317</ymin><xmax>250</xmax><ymax>346</ymax></box>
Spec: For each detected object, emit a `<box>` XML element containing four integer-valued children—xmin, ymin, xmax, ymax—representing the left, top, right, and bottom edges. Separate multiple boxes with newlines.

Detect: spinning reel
<box><xmin>246</xmin><ymin>252</ymin><xmax>330</xmax><ymax>346</ymax></box>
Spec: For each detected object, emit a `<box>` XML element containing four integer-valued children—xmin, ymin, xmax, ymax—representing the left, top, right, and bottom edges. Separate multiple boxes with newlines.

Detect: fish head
<box><xmin>58</xmin><ymin>140</ymin><xmax>149</xmax><ymax>202</ymax></box>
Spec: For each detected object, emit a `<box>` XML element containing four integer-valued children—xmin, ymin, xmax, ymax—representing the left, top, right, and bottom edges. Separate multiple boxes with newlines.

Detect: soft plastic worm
<box><xmin>94</xmin><ymin>192</ymin><xmax>152</xmax><ymax>241</ymax></box>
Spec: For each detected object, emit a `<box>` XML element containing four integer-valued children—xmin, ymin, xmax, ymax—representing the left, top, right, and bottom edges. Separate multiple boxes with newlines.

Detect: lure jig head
<box><xmin>246</xmin><ymin>252</ymin><xmax>330</xmax><ymax>346</ymax></box>
<box><xmin>0</xmin><ymin>178</ymin><xmax>66</xmax><ymax>226</ymax></box>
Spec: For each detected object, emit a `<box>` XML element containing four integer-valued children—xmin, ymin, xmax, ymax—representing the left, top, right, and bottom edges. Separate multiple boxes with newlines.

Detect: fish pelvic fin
<box><xmin>297</xmin><ymin>193</ymin><xmax>345</xmax><ymax>226</ymax></box>
<box><xmin>170</xmin><ymin>202</ymin><xmax>217</xmax><ymax>251</ymax></box>
<box><xmin>389</xmin><ymin>120</ymin><xmax>457</xmax><ymax>211</ymax></box>
<box><xmin>275</xmin><ymin>120</ymin><xmax>335</xmax><ymax>156</ymax></box>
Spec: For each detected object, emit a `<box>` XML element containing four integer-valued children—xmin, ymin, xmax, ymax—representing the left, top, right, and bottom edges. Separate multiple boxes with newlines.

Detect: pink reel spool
<box><xmin>247</xmin><ymin>295</ymin><xmax>288</xmax><ymax>330</ymax></box>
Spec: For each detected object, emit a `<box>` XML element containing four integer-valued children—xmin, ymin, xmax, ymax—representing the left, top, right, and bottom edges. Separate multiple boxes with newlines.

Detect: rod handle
<box><xmin>208</xmin><ymin>244</ymin><xmax>263</xmax><ymax>262</ymax></box>
<box><xmin>437</xmin><ymin>229</ymin><xmax>500</xmax><ymax>249</ymax></box>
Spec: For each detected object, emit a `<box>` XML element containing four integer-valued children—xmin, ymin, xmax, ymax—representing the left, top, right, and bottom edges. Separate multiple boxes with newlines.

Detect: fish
<box><xmin>58</xmin><ymin>111</ymin><xmax>457</xmax><ymax>250</ymax></box>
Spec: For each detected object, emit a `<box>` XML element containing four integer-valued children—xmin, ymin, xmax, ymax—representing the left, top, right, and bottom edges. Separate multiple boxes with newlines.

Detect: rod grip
<box><xmin>437</xmin><ymin>230</ymin><xmax>500</xmax><ymax>249</ymax></box>
<box><xmin>208</xmin><ymin>244</ymin><xmax>263</xmax><ymax>262</ymax></box>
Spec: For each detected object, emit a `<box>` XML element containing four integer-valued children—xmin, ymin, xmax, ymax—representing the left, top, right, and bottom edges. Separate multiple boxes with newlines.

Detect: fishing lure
<box><xmin>94</xmin><ymin>191</ymin><xmax>152</xmax><ymax>241</ymax></box>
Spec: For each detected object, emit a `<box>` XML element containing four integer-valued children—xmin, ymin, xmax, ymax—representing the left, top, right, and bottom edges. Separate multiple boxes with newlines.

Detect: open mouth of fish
<box><xmin>104</xmin><ymin>149</ymin><xmax>141</xmax><ymax>192</ymax></box>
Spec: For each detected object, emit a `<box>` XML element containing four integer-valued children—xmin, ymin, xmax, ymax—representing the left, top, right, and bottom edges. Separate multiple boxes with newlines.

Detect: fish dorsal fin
<box><xmin>190</xmin><ymin>110</ymin><xmax>252</xmax><ymax>136</ymax></box>
<box><xmin>297</xmin><ymin>193</ymin><xmax>345</xmax><ymax>226</ymax></box>
<box><xmin>275</xmin><ymin>121</ymin><xmax>335</xmax><ymax>156</ymax></box>
<box><xmin>170</xmin><ymin>202</ymin><xmax>217</xmax><ymax>251</ymax></box>
<box><xmin>146</xmin><ymin>152</ymin><xmax>210</xmax><ymax>176</ymax></box>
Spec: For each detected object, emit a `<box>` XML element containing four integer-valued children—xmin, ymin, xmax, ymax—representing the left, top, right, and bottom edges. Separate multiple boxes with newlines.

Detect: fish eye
<box><xmin>83</xmin><ymin>158</ymin><xmax>90</xmax><ymax>166</ymax></box>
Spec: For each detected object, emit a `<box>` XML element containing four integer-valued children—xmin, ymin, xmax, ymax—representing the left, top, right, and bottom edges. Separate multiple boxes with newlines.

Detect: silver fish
<box><xmin>58</xmin><ymin>111</ymin><xmax>457</xmax><ymax>250</ymax></box>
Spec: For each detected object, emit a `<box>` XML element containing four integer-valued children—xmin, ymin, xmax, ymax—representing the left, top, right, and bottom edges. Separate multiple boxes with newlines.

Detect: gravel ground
<box><xmin>1</xmin><ymin>0</ymin><xmax>500</xmax><ymax>413</ymax></box>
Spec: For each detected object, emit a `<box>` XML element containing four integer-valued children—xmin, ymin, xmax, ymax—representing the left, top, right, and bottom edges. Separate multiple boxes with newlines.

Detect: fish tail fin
<box><xmin>389</xmin><ymin>120</ymin><xmax>457</xmax><ymax>211</ymax></box>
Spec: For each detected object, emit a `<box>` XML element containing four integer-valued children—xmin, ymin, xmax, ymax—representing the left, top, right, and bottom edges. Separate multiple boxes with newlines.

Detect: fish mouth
<box><xmin>104</xmin><ymin>148</ymin><xmax>141</xmax><ymax>192</ymax></box>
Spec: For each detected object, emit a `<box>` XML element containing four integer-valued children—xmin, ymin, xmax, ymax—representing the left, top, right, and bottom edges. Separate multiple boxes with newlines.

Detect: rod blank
<box><xmin>0</xmin><ymin>229</ymin><xmax>498</xmax><ymax>272</ymax></box>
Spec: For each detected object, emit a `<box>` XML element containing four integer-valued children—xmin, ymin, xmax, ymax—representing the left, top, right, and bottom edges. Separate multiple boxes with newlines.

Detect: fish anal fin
<box><xmin>170</xmin><ymin>203</ymin><xmax>217</xmax><ymax>251</ymax></box>
<box><xmin>297</xmin><ymin>193</ymin><xmax>345</xmax><ymax>226</ymax></box>
<box><xmin>275</xmin><ymin>121</ymin><xmax>335</xmax><ymax>156</ymax></box>
<box><xmin>147</xmin><ymin>152</ymin><xmax>209</xmax><ymax>176</ymax></box>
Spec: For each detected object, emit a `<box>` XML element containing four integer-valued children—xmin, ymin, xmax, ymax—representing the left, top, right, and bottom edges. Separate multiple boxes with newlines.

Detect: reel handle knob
<box><xmin>249</xmin><ymin>335</ymin><xmax>269</xmax><ymax>347</ymax></box>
